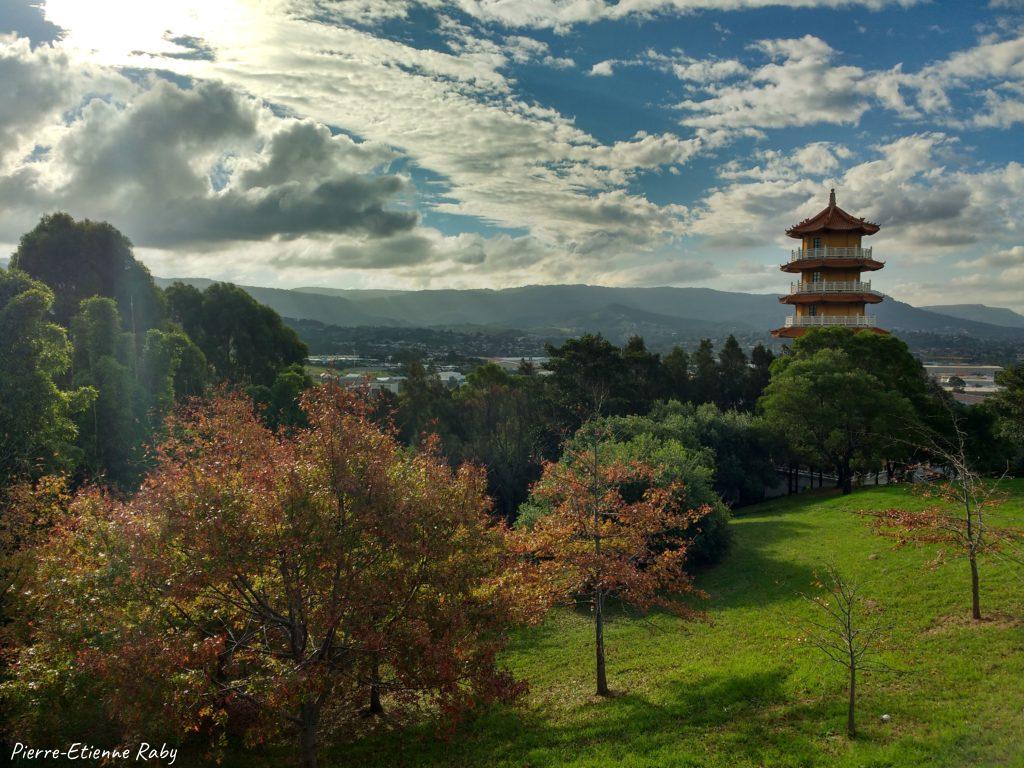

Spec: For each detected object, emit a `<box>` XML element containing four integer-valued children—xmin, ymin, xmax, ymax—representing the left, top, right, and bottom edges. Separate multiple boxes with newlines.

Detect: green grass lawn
<box><xmin>337</xmin><ymin>481</ymin><xmax>1024</xmax><ymax>768</ymax></box>
<box><xmin>231</xmin><ymin>482</ymin><xmax>1024</xmax><ymax>768</ymax></box>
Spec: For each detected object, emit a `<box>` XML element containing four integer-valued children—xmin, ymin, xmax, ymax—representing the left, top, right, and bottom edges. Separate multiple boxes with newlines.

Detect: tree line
<box><xmin>1</xmin><ymin>213</ymin><xmax>310</xmax><ymax>491</ymax></box>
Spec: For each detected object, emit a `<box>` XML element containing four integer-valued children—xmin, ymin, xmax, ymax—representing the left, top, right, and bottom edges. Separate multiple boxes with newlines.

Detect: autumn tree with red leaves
<box><xmin>515</xmin><ymin>421</ymin><xmax>709</xmax><ymax>697</ymax></box>
<box><xmin>7</xmin><ymin>386</ymin><xmax>530</xmax><ymax>768</ymax></box>
<box><xmin>866</xmin><ymin>412</ymin><xmax>1024</xmax><ymax>622</ymax></box>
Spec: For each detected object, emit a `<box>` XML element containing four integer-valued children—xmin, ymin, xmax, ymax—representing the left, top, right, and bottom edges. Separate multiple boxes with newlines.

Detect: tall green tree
<box><xmin>989</xmin><ymin>363</ymin><xmax>1024</xmax><ymax>472</ymax></box>
<box><xmin>10</xmin><ymin>213</ymin><xmax>165</xmax><ymax>333</ymax></box>
<box><xmin>747</xmin><ymin>343</ymin><xmax>774</xmax><ymax>408</ymax></box>
<box><xmin>165</xmin><ymin>282</ymin><xmax>307</xmax><ymax>387</ymax></box>
<box><xmin>760</xmin><ymin>347</ymin><xmax>918</xmax><ymax>493</ymax></box>
<box><xmin>70</xmin><ymin>298</ymin><xmax>141</xmax><ymax>486</ymax></box>
<box><xmin>396</xmin><ymin>360</ymin><xmax>456</xmax><ymax>445</ymax></box>
<box><xmin>544</xmin><ymin>334</ymin><xmax>629</xmax><ymax>421</ymax></box>
<box><xmin>247</xmin><ymin>363</ymin><xmax>313</xmax><ymax>431</ymax></box>
<box><xmin>662</xmin><ymin>345</ymin><xmax>691</xmax><ymax>403</ymax></box>
<box><xmin>621</xmin><ymin>336</ymin><xmax>664</xmax><ymax>414</ymax></box>
<box><xmin>691</xmin><ymin>339</ymin><xmax>718</xmax><ymax>405</ymax></box>
<box><xmin>716</xmin><ymin>335</ymin><xmax>748</xmax><ymax>411</ymax></box>
<box><xmin>783</xmin><ymin>327</ymin><xmax>932</xmax><ymax>416</ymax></box>
<box><xmin>0</xmin><ymin>270</ymin><xmax>91</xmax><ymax>485</ymax></box>
<box><xmin>450</xmin><ymin>364</ymin><xmax>555</xmax><ymax>521</ymax></box>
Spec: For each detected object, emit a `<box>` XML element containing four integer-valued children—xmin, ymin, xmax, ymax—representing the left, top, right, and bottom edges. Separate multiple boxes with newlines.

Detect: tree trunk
<box><xmin>841</xmin><ymin>461</ymin><xmax>853</xmax><ymax>495</ymax></box>
<box><xmin>368</xmin><ymin>659</ymin><xmax>384</xmax><ymax>715</ymax></box>
<box><xmin>969</xmin><ymin>552</ymin><xmax>982</xmax><ymax>621</ymax></box>
<box><xmin>847</xmin><ymin>665</ymin><xmax>856</xmax><ymax>739</ymax></box>
<box><xmin>299</xmin><ymin>702</ymin><xmax>320</xmax><ymax>768</ymax></box>
<box><xmin>595</xmin><ymin>587</ymin><xmax>609</xmax><ymax>696</ymax></box>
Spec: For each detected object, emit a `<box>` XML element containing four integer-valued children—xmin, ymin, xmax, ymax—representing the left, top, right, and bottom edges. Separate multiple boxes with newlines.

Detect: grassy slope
<box><xmin>338</xmin><ymin>481</ymin><xmax>1024</xmax><ymax>768</ymax></box>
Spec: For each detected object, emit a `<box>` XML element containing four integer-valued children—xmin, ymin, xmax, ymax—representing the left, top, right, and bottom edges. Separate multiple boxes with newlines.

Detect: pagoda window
<box><xmin>808</xmin><ymin>305</ymin><xmax>818</xmax><ymax>316</ymax></box>
<box><xmin>812</xmin><ymin>271</ymin><xmax>822</xmax><ymax>283</ymax></box>
<box><xmin>812</xmin><ymin>237</ymin><xmax>822</xmax><ymax>249</ymax></box>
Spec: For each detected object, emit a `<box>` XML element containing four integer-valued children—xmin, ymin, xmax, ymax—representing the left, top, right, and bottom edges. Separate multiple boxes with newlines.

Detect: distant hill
<box><xmin>155</xmin><ymin>280</ymin><xmax>1024</xmax><ymax>343</ymax></box>
<box><xmin>156</xmin><ymin>277</ymin><xmax>401</xmax><ymax>327</ymax></box>
<box><xmin>921</xmin><ymin>304</ymin><xmax>1024</xmax><ymax>329</ymax></box>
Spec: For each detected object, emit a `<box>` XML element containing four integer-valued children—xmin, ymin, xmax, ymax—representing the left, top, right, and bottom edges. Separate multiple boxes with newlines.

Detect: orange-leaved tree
<box><xmin>514</xmin><ymin>421</ymin><xmax>709</xmax><ymax>697</ymax></box>
<box><xmin>865</xmin><ymin>413</ymin><xmax>1023</xmax><ymax>622</ymax></box>
<box><xmin>7</xmin><ymin>386</ymin><xmax>531</xmax><ymax>767</ymax></box>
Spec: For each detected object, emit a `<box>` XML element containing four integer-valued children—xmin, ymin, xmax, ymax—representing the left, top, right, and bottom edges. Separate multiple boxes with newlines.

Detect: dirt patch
<box><xmin>925</xmin><ymin>611</ymin><xmax>1023</xmax><ymax>634</ymax></box>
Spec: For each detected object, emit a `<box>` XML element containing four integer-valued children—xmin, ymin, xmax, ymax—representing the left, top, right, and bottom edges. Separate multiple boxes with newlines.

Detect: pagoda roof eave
<box><xmin>780</xmin><ymin>258</ymin><xmax>884</xmax><ymax>273</ymax></box>
<box><xmin>786</xmin><ymin>190</ymin><xmax>880</xmax><ymax>238</ymax></box>
<box><xmin>771</xmin><ymin>326</ymin><xmax>889</xmax><ymax>339</ymax></box>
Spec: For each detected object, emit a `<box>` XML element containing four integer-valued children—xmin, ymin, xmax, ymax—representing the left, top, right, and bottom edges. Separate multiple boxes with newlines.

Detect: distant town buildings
<box><xmin>923</xmin><ymin>363</ymin><xmax>1003</xmax><ymax>404</ymax></box>
<box><xmin>315</xmin><ymin>367</ymin><xmax>466</xmax><ymax>394</ymax></box>
<box><xmin>311</xmin><ymin>354</ymin><xmax>551</xmax><ymax>396</ymax></box>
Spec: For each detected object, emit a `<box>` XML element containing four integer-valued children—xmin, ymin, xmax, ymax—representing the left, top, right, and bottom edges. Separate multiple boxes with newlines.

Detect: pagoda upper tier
<box><xmin>786</xmin><ymin>189</ymin><xmax>880</xmax><ymax>238</ymax></box>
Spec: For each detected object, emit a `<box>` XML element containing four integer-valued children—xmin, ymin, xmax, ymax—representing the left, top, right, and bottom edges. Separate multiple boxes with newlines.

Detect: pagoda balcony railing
<box><xmin>789</xmin><ymin>246</ymin><xmax>873</xmax><ymax>262</ymax></box>
<box><xmin>789</xmin><ymin>280</ymin><xmax>878</xmax><ymax>295</ymax></box>
<box><xmin>785</xmin><ymin>315</ymin><xmax>877</xmax><ymax>328</ymax></box>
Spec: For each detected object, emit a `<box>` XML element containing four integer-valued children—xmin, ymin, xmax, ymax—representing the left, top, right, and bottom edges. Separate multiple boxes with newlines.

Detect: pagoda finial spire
<box><xmin>829</xmin><ymin>188</ymin><xmax>836</xmax><ymax>207</ymax></box>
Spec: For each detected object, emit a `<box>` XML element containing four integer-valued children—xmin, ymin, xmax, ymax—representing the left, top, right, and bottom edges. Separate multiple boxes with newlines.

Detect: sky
<box><xmin>0</xmin><ymin>0</ymin><xmax>1022</xmax><ymax>309</ymax></box>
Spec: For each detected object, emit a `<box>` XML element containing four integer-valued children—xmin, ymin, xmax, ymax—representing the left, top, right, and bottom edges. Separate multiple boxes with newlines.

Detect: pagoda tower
<box><xmin>772</xmin><ymin>189</ymin><xmax>886</xmax><ymax>338</ymax></box>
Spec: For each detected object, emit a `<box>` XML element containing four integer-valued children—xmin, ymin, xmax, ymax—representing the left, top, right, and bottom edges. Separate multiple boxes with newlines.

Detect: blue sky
<box><xmin>1</xmin><ymin>0</ymin><xmax>1022</xmax><ymax>309</ymax></box>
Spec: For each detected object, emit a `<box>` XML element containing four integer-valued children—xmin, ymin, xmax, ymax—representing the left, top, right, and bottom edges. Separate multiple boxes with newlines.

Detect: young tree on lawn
<box><xmin>10</xmin><ymin>387</ymin><xmax>530</xmax><ymax>768</ymax></box>
<box><xmin>801</xmin><ymin>565</ymin><xmax>891</xmax><ymax>739</ymax></box>
<box><xmin>515</xmin><ymin>420</ymin><xmax>709</xmax><ymax>696</ymax></box>
<box><xmin>866</xmin><ymin>411</ymin><xmax>1023</xmax><ymax>621</ymax></box>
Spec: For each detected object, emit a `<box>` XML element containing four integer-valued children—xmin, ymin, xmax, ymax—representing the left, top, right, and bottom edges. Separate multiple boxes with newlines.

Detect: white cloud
<box><xmin>671</xmin><ymin>27</ymin><xmax>1024</xmax><ymax>131</ymax></box>
<box><xmin>690</xmin><ymin>133</ymin><xmax>1024</xmax><ymax>296</ymax></box>
<box><xmin>677</xmin><ymin>36</ymin><xmax>872</xmax><ymax>129</ymax></box>
<box><xmin>447</xmin><ymin>0</ymin><xmax>921</xmax><ymax>30</ymax></box>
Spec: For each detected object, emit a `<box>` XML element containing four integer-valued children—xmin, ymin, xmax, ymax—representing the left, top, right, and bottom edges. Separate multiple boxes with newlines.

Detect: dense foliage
<box><xmin>10</xmin><ymin>213</ymin><xmax>165</xmax><ymax>332</ymax></box>
<box><xmin>760</xmin><ymin>330</ymin><xmax>929</xmax><ymax>493</ymax></box>
<box><xmin>166</xmin><ymin>281</ymin><xmax>308</xmax><ymax>387</ymax></box>
<box><xmin>990</xmin><ymin>362</ymin><xmax>1024</xmax><ymax>471</ymax></box>
<box><xmin>0</xmin><ymin>270</ymin><xmax>91</xmax><ymax>486</ymax></box>
<box><xmin>384</xmin><ymin>334</ymin><xmax>776</xmax><ymax>520</ymax></box>
<box><xmin>5</xmin><ymin>388</ymin><xmax>531</xmax><ymax>767</ymax></box>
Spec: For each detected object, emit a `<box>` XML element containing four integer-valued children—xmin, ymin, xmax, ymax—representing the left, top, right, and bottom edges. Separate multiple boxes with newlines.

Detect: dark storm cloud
<box><xmin>143</xmin><ymin>176</ymin><xmax>418</xmax><ymax>247</ymax></box>
<box><xmin>0</xmin><ymin>37</ymin><xmax>73</xmax><ymax>161</ymax></box>
<box><xmin>0</xmin><ymin>69</ymin><xmax>416</xmax><ymax>248</ymax></box>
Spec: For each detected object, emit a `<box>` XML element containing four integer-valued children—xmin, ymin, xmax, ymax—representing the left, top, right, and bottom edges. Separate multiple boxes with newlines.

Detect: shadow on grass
<box><xmin>329</xmin><ymin>667</ymin><xmax>841</xmax><ymax>768</ymax></box>
<box><xmin>698</xmin><ymin>519</ymin><xmax>818</xmax><ymax>610</ymax></box>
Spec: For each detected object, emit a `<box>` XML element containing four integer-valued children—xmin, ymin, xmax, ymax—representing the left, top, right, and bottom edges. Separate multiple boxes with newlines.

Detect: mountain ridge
<box><xmin>921</xmin><ymin>304</ymin><xmax>1024</xmax><ymax>329</ymax></box>
<box><xmin>154</xmin><ymin>278</ymin><xmax>1024</xmax><ymax>342</ymax></box>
